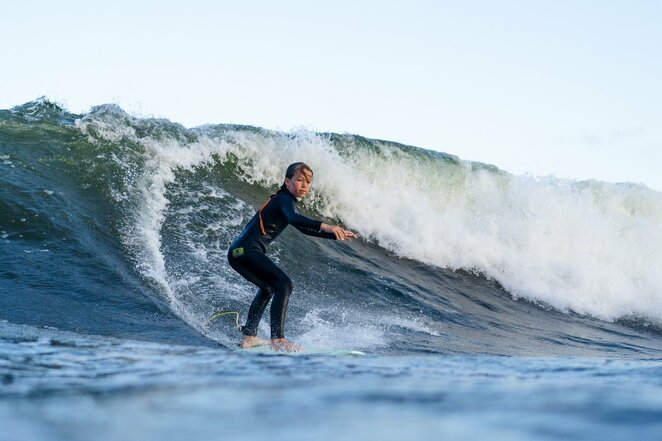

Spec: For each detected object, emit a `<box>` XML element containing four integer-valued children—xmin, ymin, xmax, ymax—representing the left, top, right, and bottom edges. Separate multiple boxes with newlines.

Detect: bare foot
<box><xmin>240</xmin><ymin>336</ymin><xmax>270</xmax><ymax>349</ymax></box>
<box><xmin>271</xmin><ymin>338</ymin><xmax>304</xmax><ymax>352</ymax></box>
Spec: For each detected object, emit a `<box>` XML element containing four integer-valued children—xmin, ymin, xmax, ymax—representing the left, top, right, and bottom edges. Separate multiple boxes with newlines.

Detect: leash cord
<box><xmin>203</xmin><ymin>311</ymin><xmax>241</xmax><ymax>330</ymax></box>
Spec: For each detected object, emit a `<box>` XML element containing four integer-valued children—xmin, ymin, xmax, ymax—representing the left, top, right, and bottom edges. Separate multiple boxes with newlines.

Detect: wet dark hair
<box><xmin>280</xmin><ymin>162</ymin><xmax>313</xmax><ymax>191</ymax></box>
<box><xmin>285</xmin><ymin>162</ymin><xmax>313</xmax><ymax>179</ymax></box>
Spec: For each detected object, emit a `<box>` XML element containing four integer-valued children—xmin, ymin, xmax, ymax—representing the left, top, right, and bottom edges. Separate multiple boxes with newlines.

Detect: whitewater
<box><xmin>2</xmin><ymin>99</ymin><xmax>662</xmax><ymax>441</ymax></box>
<box><xmin>75</xmin><ymin>100</ymin><xmax>662</xmax><ymax>327</ymax></box>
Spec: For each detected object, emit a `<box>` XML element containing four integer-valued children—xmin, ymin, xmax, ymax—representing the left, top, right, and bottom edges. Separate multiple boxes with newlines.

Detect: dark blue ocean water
<box><xmin>2</xmin><ymin>99</ymin><xmax>662</xmax><ymax>440</ymax></box>
<box><xmin>2</xmin><ymin>322</ymin><xmax>662</xmax><ymax>441</ymax></box>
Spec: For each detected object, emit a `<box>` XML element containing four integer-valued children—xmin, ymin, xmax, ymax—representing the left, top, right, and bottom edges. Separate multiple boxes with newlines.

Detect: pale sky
<box><xmin>2</xmin><ymin>1</ymin><xmax>661</xmax><ymax>191</ymax></box>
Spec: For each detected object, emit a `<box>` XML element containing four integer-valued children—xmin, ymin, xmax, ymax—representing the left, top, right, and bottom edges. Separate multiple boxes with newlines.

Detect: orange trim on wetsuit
<box><xmin>258</xmin><ymin>196</ymin><xmax>272</xmax><ymax>236</ymax></box>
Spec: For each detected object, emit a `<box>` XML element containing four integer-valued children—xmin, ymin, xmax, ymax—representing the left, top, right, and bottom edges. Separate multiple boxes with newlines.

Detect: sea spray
<box><xmin>73</xmin><ymin>104</ymin><xmax>662</xmax><ymax>328</ymax></box>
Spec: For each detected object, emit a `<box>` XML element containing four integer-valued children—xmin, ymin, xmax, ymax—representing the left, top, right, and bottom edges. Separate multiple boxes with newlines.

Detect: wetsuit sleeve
<box><xmin>293</xmin><ymin>224</ymin><xmax>337</xmax><ymax>240</ymax></box>
<box><xmin>281</xmin><ymin>198</ymin><xmax>337</xmax><ymax>240</ymax></box>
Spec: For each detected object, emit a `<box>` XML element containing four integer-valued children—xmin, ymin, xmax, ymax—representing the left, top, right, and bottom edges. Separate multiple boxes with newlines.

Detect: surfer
<box><xmin>227</xmin><ymin>162</ymin><xmax>357</xmax><ymax>352</ymax></box>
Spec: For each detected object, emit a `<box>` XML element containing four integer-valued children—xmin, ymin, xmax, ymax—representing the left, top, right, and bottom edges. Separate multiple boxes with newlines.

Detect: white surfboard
<box><xmin>241</xmin><ymin>345</ymin><xmax>366</xmax><ymax>356</ymax></box>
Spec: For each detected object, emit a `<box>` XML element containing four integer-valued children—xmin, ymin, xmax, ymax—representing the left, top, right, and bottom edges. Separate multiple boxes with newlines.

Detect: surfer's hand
<box><xmin>322</xmin><ymin>224</ymin><xmax>357</xmax><ymax>241</ymax></box>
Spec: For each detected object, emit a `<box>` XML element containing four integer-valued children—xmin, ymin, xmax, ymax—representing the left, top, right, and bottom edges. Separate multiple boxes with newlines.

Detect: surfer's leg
<box><xmin>269</xmin><ymin>275</ymin><xmax>292</xmax><ymax>339</ymax></box>
<box><xmin>240</xmin><ymin>253</ymin><xmax>293</xmax><ymax>338</ymax></box>
<box><xmin>243</xmin><ymin>286</ymin><xmax>274</xmax><ymax>336</ymax></box>
<box><xmin>228</xmin><ymin>250</ymin><xmax>292</xmax><ymax>338</ymax></box>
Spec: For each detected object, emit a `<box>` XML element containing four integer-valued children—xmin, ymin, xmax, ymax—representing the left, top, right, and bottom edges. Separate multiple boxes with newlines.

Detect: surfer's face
<box><xmin>285</xmin><ymin>169</ymin><xmax>312</xmax><ymax>199</ymax></box>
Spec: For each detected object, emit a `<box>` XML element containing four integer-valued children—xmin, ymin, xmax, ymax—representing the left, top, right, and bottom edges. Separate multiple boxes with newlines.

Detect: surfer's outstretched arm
<box><xmin>279</xmin><ymin>188</ymin><xmax>357</xmax><ymax>241</ymax></box>
<box><xmin>293</xmin><ymin>222</ymin><xmax>357</xmax><ymax>240</ymax></box>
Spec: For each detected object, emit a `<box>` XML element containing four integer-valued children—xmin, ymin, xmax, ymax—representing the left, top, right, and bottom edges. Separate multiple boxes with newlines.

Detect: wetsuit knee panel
<box><xmin>275</xmin><ymin>276</ymin><xmax>293</xmax><ymax>293</ymax></box>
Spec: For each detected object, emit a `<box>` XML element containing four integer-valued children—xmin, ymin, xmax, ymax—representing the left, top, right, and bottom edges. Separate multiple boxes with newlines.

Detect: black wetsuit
<box><xmin>227</xmin><ymin>187</ymin><xmax>335</xmax><ymax>339</ymax></box>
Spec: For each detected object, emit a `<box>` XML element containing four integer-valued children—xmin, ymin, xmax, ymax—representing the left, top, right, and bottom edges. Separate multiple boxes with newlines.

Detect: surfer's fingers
<box><xmin>343</xmin><ymin>229</ymin><xmax>357</xmax><ymax>239</ymax></box>
<box><xmin>331</xmin><ymin>225</ymin><xmax>356</xmax><ymax>240</ymax></box>
<box><xmin>332</xmin><ymin>226</ymin><xmax>345</xmax><ymax>240</ymax></box>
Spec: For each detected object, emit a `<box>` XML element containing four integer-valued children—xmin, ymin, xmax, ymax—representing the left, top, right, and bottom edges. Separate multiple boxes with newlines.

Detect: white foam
<box><xmin>298</xmin><ymin>309</ymin><xmax>388</xmax><ymax>350</ymax></box>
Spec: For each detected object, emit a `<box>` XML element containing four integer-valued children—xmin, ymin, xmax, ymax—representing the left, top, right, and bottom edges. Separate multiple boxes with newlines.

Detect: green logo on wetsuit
<box><xmin>232</xmin><ymin>247</ymin><xmax>245</xmax><ymax>258</ymax></box>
